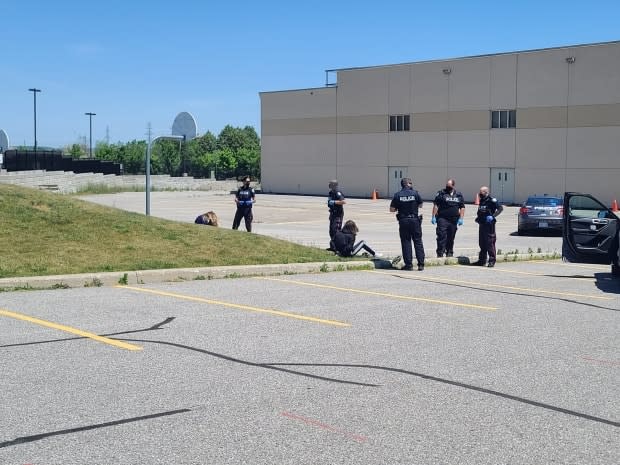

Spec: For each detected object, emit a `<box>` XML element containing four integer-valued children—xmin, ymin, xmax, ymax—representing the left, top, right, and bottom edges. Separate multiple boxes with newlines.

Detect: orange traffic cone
<box><xmin>612</xmin><ymin>199</ymin><xmax>619</xmax><ymax>212</ymax></box>
<box><xmin>474</xmin><ymin>193</ymin><xmax>480</xmax><ymax>205</ymax></box>
<box><xmin>371</xmin><ymin>189</ymin><xmax>378</xmax><ymax>201</ymax></box>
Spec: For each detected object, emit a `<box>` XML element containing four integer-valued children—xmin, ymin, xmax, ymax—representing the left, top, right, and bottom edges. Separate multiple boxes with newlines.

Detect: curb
<box><xmin>0</xmin><ymin>261</ymin><xmax>370</xmax><ymax>290</ymax></box>
<box><xmin>0</xmin><ymin>253</ymin><xmax>560</xmax><ymax>291</ymax></box>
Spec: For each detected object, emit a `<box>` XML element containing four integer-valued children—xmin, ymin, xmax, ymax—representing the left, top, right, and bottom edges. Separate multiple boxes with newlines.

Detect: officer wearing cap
<box><xmin>431</xmin><ymin>178</ymin><xmax>465</xmax><ymax>257</ymax></box>
<box><xmin>390</xmin><ymin>177</ymin><xmax>425</xmax><ymax>271</ymax></box>
<box><xmin>473</xmin><ymin>185</ymin><xmax>503</xmax><ymax>267</ymax></box>
<box><xmin>327</xmin><ymin>179</ymin><xmax>346</xmax><ymax>250</ymax></box>
<box><xmin>232</xmin><ymin>176</ymin><xmax>256</xmax><ymax>232</ymax></box>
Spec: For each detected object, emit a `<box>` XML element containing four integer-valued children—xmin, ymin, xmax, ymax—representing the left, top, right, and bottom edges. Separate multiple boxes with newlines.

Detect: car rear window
<box><xmin>527</xmin><ymin>197</ymin><xmax>562</xmax><ymax>207</ymax></box>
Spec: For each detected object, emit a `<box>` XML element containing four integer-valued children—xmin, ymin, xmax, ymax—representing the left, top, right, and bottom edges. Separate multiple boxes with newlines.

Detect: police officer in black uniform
<box><xmin>327</xmin><ymin>180</ymin><xmax>346</xmax><ymax>250</ymax></box>
<box><xmin>232</xmin><ymin>176</ymin><xmax>256</xmax><ymax>232</ymax></box>
<box><xmin>432</xmin><ymin>178</ymin><xmax>465</xmax><ymax>257</ymax></box>
<box><xmin>473</xmin><ymin>185</ymin><xmax>503</xmax><ymax>267</ymax></box>
<box><xmin>390</xmin><ymin>177</ymin><xmax>425</xmax><ymax>271</ymax></box>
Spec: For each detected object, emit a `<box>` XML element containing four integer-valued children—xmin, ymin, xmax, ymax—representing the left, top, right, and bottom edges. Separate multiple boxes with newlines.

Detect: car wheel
<box><xmin>517</xmin><ymin>229</ymin><xmax>525</xmax><ymax>236</ymax></box>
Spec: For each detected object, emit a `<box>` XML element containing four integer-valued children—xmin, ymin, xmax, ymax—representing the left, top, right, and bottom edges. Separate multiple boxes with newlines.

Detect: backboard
<box><xmin>0</xmin><ymin>129</ymin><xmax>9</xmax><ymax>153</ymax></box>
<box><xmin>171</xmin><ymin>112</ymin><xmax>197</xmax><ymax>141</ymax></box>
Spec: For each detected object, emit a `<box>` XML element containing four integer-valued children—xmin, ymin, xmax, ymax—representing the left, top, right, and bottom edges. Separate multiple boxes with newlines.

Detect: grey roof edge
<box><xmin>325</xmin><ymin>39</ymin><xmax>620</xmax><ymax>73</ymax></box>
<box><xmin>259</xmin><ymin>86</ymin><xmax>336</xmax><ymax>96</ymax></box>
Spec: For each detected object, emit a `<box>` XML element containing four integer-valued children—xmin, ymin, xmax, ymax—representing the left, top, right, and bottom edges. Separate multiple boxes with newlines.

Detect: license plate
<box><xmin>538</xmin><ymin>221</ymin><xmax>548</xmax><ymax>228</ymax></box>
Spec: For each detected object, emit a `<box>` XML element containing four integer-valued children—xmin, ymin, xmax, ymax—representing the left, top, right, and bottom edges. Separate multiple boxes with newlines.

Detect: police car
<box><xmin>562</xmin><ymin>192</ymin><xmax>620</xmax><ymax>277</ymax></box>
<box><xmin>518</xmin><ymin>194</ymin><xmax>563</xmax><ymax>235</ymax></box>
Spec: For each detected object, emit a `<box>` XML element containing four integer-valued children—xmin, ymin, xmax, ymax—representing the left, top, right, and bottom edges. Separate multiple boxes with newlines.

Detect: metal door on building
<box><xmin>389</xmin><ymin>167</ymin><xmax>408</xmax><ymax>197</ymax></box>
<box><xmin>490</xmin><ymin>168</ymin><xmax>515</xmax><ymax>204</ymax></box>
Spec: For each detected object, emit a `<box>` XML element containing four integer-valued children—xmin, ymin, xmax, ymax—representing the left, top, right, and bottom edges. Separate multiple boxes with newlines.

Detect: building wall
<box><xmin>260</xmin><ymin>87</ymin><xmax>337</xmax><ymax>195</ymax></box>
<box><xmin>260</xmin><ymin>41</ymin><xmax>620</xmax><ymax>204</ymax></box>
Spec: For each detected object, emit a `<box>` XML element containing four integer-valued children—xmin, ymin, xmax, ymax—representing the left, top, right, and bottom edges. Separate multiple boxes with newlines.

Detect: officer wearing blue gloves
<box><xmin>232</xmin><ymin>176</ymin><xmax>256</xmax><ymax>232</ymax></box>
<box><xmin>327</xmin><ymin>180</ymin><xmax>346</xmax><ymax>250</ymax></box>
<box><xmin>431</xmin><ymin>178</ymin><xmax>465</xmax><ymax>257</ymax></box>
<box><xmin>390</xmin><ymin>177</ymin><xmax>425</xmax><ymax>271</ymax></box>
<box><xmin>473</xmin><ymin>185</ymin><xmax>503</xmax><ymax>267</ymax></box>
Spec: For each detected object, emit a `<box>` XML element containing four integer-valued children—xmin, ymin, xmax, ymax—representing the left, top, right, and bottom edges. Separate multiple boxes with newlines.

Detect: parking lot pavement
<box><xmin>1</xmin><ymin>260</ymin><xmax>618</xmax><ymax>464</ymax></box>
<box><xmin>81</xmin><ymin>192</ymin><xmax>564</xmax><ymax>259</ymax></box>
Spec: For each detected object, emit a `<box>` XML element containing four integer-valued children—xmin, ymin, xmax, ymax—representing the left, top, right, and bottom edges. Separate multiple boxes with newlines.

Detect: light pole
<box><xmin>85</xmin><ymin>112</ymin><xmax>96</xmax><ymax>158</ymax></box>
<box><xmin>28</xmin><ymin>88</ymin><xmax>41</xmax><ymax>153</ymax></box>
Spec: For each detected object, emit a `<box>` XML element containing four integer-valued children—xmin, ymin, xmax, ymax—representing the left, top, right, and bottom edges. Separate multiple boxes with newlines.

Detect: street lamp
<box><xmin>85</xmin><ymin>112</ymin><xmax>96</xmax><ymax>158</ymax></box>
<box><xmin>28</xmin><ymin>88</ymin><xmax>41</xmax><ymax>153</ymax></box>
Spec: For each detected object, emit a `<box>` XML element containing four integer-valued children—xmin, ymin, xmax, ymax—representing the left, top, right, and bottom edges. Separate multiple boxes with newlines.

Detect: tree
<box><xmin>236</xmin><ymin>147</ymin><xmax>260</xmax><ymax>179</ymax></box>
<box><xmin>68</xmin><ymin>143</ymin><xmax>85</xmax><ymax>158</ymax></box>
<box><xmin>212</xmin><ymin>148</ymin><xmax>237</xmax><ymax>179</ymax></box>
<box><xmin>241</xmin><ymin>126</ymin><xmax>260</xmax><ymax>151</ymax></box>
<box><xmin>94</xmin><ymin>141</ymin><xmax>145</xmax><ymax>174</ymax></box>
<box><xmin>82</xmin><ymin>124</ymin><xmax>261</xmax><ymax>178</ymax></box>
<box><xmin>121</xmin><ymin>140</ymin><xmax>148</xmax><ymax>174</ymax></box>
<box><xmin>193</xmin><ymin>152</ymin><xmax>218</xmax><ymax>179</ymax></box>
<box><xmin>197</xmin><ymin>131</ymin><xmax>218</xmax><ymax>153</ymax></box>
<box><xmin>95</xmin><ymin>142</ymin><xmax>122</xmax><ymax>162</ymax></box>
<box><xmin>151</xmin><ymin>139</ymin><xmax>182</xmax><ymax>175</ymax></box>
<box><xmin>186</xmin><ymin>132</ymin><xmax>217</xmax><ymax>177</ymax></box>
<box><xmin>215</xmin><ymin>125</ymin><xmax>261</xmax><ymax>179</ymax></box>
<box><xmin>217</xmin><ymin>125</ymin><xmax>246</xmax><ymax>153</ymax></box>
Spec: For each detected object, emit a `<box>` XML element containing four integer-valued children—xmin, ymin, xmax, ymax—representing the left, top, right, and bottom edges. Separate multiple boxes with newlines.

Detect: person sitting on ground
<box><xmin>194</xmin><ymin>211</ymin><xmax>219</xmax><ymax>227</ymax></box>
<box><xmin>333</xmin><ymin>220</ymin><xmax>377</xmax><ymax>257</ymax></box>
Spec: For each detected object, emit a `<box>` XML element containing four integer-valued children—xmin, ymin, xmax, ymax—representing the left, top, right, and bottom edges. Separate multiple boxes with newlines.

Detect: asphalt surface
<box><xmin>1</xmin><ymin>192</ymin><xmax>618</xmax><ymax>464</ymax></box>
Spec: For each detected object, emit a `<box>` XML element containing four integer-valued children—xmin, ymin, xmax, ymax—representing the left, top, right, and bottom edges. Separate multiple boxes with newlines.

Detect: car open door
<box><xmin>562</xmin><ymin>192</ymin><xmax>619</xmax><ymax>265</ymax></box>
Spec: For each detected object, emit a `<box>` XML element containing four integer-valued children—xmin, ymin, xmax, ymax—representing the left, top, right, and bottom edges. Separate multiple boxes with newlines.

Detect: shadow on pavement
<box><xmin>594</xmin><ymin>272</ymin><xmax>620</xmax><ymax>294</ymax></box>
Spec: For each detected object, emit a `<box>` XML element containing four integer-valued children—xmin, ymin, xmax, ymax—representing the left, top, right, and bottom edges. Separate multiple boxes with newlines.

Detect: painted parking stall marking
<box><xmin>255</xmin><ymin>277</ymin><xmax>498</xmax><ymax>311</ymax></box>
<box><xmin>0</xmin><ymin>308</ymin><xmax>143</xmax><ymax>351</ymax></box>
<box><xmin>118</xmin><ymin>285</ymin><xmax>350</xmax><ymax>327</ymax></box>
<box><xmin>364</xmin><ymin>270</ymin><xmax>614</xmax><ymax>301</ymax></box>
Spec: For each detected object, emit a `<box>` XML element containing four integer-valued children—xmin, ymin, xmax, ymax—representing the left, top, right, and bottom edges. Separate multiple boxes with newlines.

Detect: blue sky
<box><xmin>1</xmin><ymin>0</ymin><xmax>618</xmax><ymax>148</ymax></box>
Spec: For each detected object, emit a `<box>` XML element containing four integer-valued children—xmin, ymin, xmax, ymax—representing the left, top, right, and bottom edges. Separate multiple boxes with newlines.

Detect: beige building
<box><xmin>260</xmin><ymin>41</ymin><xmax>620</xmax><ymax>204</ymax></box>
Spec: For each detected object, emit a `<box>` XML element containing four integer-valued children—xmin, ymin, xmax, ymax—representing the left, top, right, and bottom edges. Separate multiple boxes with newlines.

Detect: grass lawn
<box><xmin>0</xmin><ymin>184</ymin><xmax>349</xmax><ymax>278</ymax></box>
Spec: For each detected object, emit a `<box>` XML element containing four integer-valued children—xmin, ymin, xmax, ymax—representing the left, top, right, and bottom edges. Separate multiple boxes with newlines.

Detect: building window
<box><xmin>491</xmin><ymin>110</ymin><xmax>516</xmax><ymax>129</ymax></box>
<box><xmin>389</xmin><ymin>114</ymin><xmax>410</xmax><ymax>132</ymax></box>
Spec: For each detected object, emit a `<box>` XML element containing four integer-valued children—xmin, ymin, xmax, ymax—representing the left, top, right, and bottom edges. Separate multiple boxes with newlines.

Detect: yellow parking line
<box><xmin>364</xmin><ymin>270</ymin><xmax>613</xmax><ymax>300</ymax></box>
<box><xmin>117</xmin><ymin>285</ymin><xmax>350</xmax><ymax>327</ymax></box>
<box><xmin>0</xmin><ymin>308</ymin><xmax>142</xmax><ymax>351</ymax></box>
<box><xmin>526</xmin><ymin>260</ymin><xmax>611</xmax><ymax>271</ymax></box>
<box><xmin>490</xmin><ymin>268</ymin><xmax>596</xmax><ymax>280</ymax></box>
<box><xmin>254</xmin><ymin>277</ymin><xmax>497</xmax><ymax>312</ymax></box>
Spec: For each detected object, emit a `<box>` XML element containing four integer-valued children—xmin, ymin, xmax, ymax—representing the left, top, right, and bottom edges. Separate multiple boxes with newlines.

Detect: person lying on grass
<box><xmin>194</xmin><ymin>211</ymin><xmax>219</xmax><ymax>227</ymax></box>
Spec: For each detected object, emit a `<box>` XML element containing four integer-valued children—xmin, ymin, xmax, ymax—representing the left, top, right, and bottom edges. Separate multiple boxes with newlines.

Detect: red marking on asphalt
<box><xmin>281</xmin><ymin>411</ymin><xmax>368</xmax><ymax>443</ymax></box>
<box><xmin>580</xmin><ymin>356</ymin><xmax>620</xmax><ymax>366</ymax></box>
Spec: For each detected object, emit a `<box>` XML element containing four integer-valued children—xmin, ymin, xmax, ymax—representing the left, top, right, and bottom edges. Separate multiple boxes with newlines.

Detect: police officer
<box><xmin>473</xmin><ymin>185</ymin><xmax>503</xmax><ymax>267</ymax></box>
<box><xmin>432</xmin><ymin>178</ymin><xmax>465</xmax><ymax>257</ymax></box>
<box><xmin>232</xmin><ymin>176</ymin><xmax>256</xmax><ymax>232</ymax></box>
<box><xmin>390</xmin><ymin>177</ymin><xmax>425</xmax><ymax>271</ymax></box>
<box><xmin>327</xmin><ymin>180</ymin><xmax>346</xmax><ymax>250</ymax></box>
